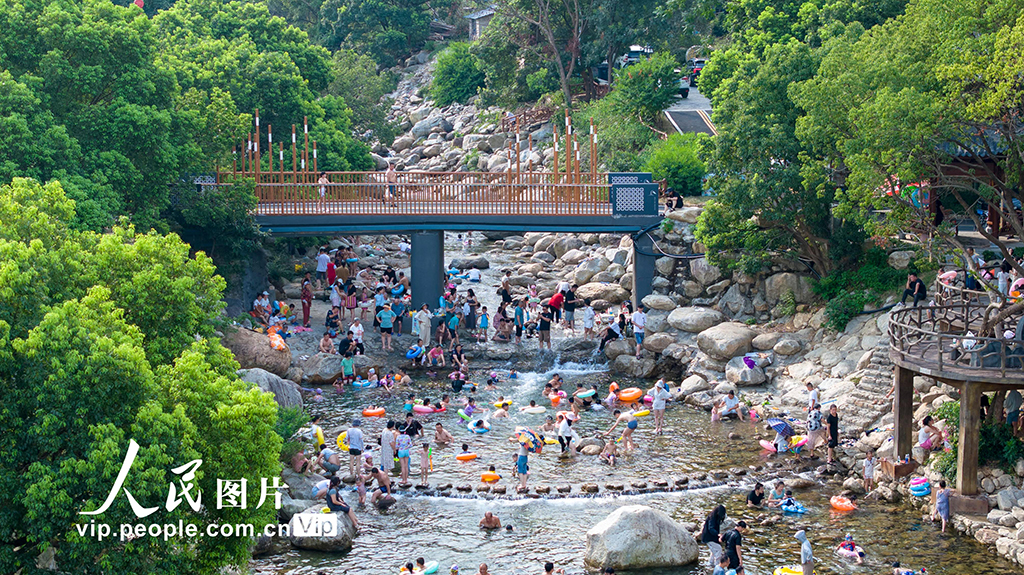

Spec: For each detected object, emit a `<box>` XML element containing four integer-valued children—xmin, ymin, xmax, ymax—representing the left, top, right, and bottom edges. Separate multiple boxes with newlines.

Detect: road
<box><xmin>666</xmin><ymin>83</ymin><xmax>712</xmax><ymax>112</ymax></box>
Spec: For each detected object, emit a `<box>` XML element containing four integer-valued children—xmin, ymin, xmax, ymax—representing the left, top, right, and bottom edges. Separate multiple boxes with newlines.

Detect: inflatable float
<box><xmin>353</xmin><ymin>379</ymin><xmax>374</xmax><ymax>388</ymax></box>
<box><xmin>406</xmin><ymin>346</ymin><xmax>423</xmax><ymax>359</ymax></box>
<box><xmin>413</xmin><ymin>404</ymin><xmax>438</xmax><ymax>414</ymax></box>
<box><xmin>468</xmin><ymin>420</ymin><xmax>490</xmax><ymax>434</ymax></box>
<box><xmin>618</xmin><ymin>387</ymin><xmax>643</xmax><ymax>403</ymax></box>
<box><xmin>522</xmin><ymin>406</ymin><xmax>546</xmax><ymax>414</ymax></box>
<box><xmin>837</xmin><ymin>545</ymin><xmax>865</xmax><ymax>560</ymax></box>
<box><xmin>336</xmin><ymin>431</ymin><xmax>349</xmax><ymax>452</ymax></box>
<box><xmin>362</xmin><ymin>407</ymin><xmax>386</xmax><ymax>417</ymax></box>
<box><xmin>493</xmin><ymin>400</ymin><xmax>513</xmax><ymax>408</ymax></box>
<box><xmin>909</xmin><ymin>478</ymin><xmax>931</xmax><ymax>497</ymax></box>
<box><xmin>417</xmin><ymin>561</ymin><xmax>439</xmax><ymax>574</ymax></box>
<box><xmin>830</xmin><ymin>495</ymin><xmax>857</xmax><ymax>511</ymax></box>
<box><xmin>577</xmin><ymin>389</ymin><xmax>596</xmax><ymax>398</ymax></box>
<box><xmin>455</xmin><ymin>452</ymin><xmax>478</xmax><ymax>461</ymax></box>
<box><xmin>457</xmin><ymin>409</ymin><xmax>472</xmax><ymax>421</ymax></box>
<box><xmin>759</xmin><ymin>440</ymin><xmax>778</xmax><ymax>452</ymax></box>
<box><xmin>780</xmin><ymin>502</ymin><xmax>807</xmax><ymax>514</ymax></box>
<box><xmin>632</xmin><ymin>409</ymin><xmax>651</xmax><ymax>418</ymax></box>
<box><xmin>774</xmin><ymin>566</ymin><xmax>814</xmax><ymax>575</ymax></box>
<box><xmin>481</xmin><ymin>472</ymin><xmax>501</xmax><ymax>483</ymax></box>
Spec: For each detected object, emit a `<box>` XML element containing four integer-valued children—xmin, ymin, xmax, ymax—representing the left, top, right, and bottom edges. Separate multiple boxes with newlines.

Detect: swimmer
<box><xmin>368</xmin><ymin>467</ymin><xmax>394</xmax><ymax>506</ymax></box>
<box><xmin>837</xmin><ymin>533</ymin><xmax>864</xmax><ymax>565</ymax></box>
<box><xmin>460</xmin><ymin>443</ymin><xmax>472</xmax><ymax>457</ymax></box>
<box><xmin>473</xmin><ymin>564</ymin><xmax>490</xmax><ymax>575</ymax></box>
<box><xmin>472</xmin><ymin>420</ymin><xmax>488</xmax><ymax>431</ymax></box>
<box><xmin>778</xmin><ymin>489</ymin><xmax>799</xmax><ymax>509</ymax></box>
<box><xmin>354</xmin><ymin>471</ymin><xmax>367</xmax><ymax>504</ymax></box>
<box><xmin>600</xmin><ymin>441</ymin><xmax>617</xmax><ymax>466</ymax></box>
<box><xmin>602</xmin><ymin>410</ymin><xmax>637</xmax><ymax>451</ymax></box>
<box><xmin>519</xmin><ymin>400</ymin><xmax>540</xmax><ymax>412</ymax></box>
<box><xmin>479</xmin><ymin>511</ymin><xmax>501</xmax><ymax>529</ymax></box>
<box><xmin>540</xmin><ymin>416</ymin><xmax>556</xmax><ymax>435</ymax></box>
<box><xmin>403</xmin><ymin>393</ymin><xmax>416</xmax><ymax>414</ymax></box>
<box><xmin>483</xmin><ymin>465</ymin><xmax>501</xmax><ymax>483</ymax></box>
<box><xmin>766</xmin><ymin>480</ymin><xmax>786</xmax><ymax>507</ymax></box>
<box><xmin>509</xmin><ymin>369</ymin><xmax>518</xmax><ymax>379</ymax></box>
<box><xmin>548</xmin><ymin>374</ymin><xmax>563</xmax><ymax>389</ymax></box>
<box><xmin>543</xmin><ymin>561</ymin><xmax>566</xmax><ymax>575</ymax></box>
<box><xmin>419</xmin><ymin>443</ymin><xmax>431</xmax><ymax>486</ymax></box>
<box><xmin>484</xmin><ymin>379</ymin><xmax>497</xmax><ymax>391</ymax></box>
<box><xmin>440</xmin><ymin>394</ymin><xmax>451</xmax><ymax>410</ymax></box>
<box><xmin>434</xmin><ymin>422</ymin><xmax>454</xmax><ymax>444</ymax></box>
<box><xmin>492</xmin><ymin>403</ymin><xmax>510</xmax><ymax>418</ymax></box>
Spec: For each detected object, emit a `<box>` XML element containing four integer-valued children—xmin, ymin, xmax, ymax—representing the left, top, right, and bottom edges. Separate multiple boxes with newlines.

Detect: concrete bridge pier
<box><xmin>411</xmin><ymin>231</ymin><xmax>445</xmax><ymax>335</ymax></box>
<box><xmin>632</xmin><ymin>233</ymin><xmax>655</xmax><ymax>306</ymax></box>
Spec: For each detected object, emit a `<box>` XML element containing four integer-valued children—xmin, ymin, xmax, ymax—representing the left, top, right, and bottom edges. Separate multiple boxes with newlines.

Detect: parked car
<box><xmin>675</xmin><ymin>69</ymin><xmax>689</xmax><ymax>98</ymax></box>
<box><xmin>687</xmin><ymin>58</ymin><xmax>706</xmax><ymax>85</ymax></box>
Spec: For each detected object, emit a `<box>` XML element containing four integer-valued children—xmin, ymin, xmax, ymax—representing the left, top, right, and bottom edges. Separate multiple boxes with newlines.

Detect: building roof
<box><xmin>465</xmin><ymin>6</ymin><xmax>495</xmax><ymax>19</ymax></box>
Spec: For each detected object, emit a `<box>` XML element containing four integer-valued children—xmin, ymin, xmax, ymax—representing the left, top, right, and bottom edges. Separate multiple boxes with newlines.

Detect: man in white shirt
<box><xmin>252</xmin><ymin>291</ymin><xmax>271</xmax><ymax>323</ymax></box>
<box><xmin>806</xmin><ymin>382</ymin><xmax>819</xmax><ymax>411</ymax></box>
<box><xmin>313</xmin><ymin>247</ymin><xmax>330</xmax><ymax>290</ymax></box>
<box><xmin>349</xmin><ymin>319</ymin><xmax>365</xmax><ymax>354</ymax></box>
<box><xmin>631</xmin><ymin>304</ymin><xmax>647</xmax><ymax>359</ymax></box>
<box><xmin>467</xmin><ymin>268</ymin><xmax>481</xmax><ymax>282</ymax></box>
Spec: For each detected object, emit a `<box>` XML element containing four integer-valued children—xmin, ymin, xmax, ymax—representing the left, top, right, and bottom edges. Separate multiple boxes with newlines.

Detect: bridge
<box><xmin>889</xmin><ymin>275</ymin><xmax>1024</xmax><ymax>495</ymax></box>
<box><xmin>218</xmin><ymin>112</ymin><xmax>663</xmax><ymax>317</ymax></box>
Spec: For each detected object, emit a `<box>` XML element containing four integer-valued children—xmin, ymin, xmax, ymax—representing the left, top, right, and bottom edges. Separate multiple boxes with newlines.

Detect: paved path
<box><xmin>667</xmin><ymin>84</ymin><xmax>712</xmax><ymax>112</ymax></box>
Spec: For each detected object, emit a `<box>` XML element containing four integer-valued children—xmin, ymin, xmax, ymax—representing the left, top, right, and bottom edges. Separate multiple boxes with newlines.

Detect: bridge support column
<box><xmin>893</xmin><ymin>366</ymin><xmax>915</xmax><ymax>460</ymax></box>
<box><xmin>957</xmin><ymin>382</ymin><xmax>981</xmax><ymax>496</ymax></box>
<box><xmin>411</xmin><ymin>231</ymin><xmax>444</xmax><ymax>337</ymax></box>
<box><xmin>632</xmin><ymin>233</ymin><xmax>655</xmax><ymax>307</ymax></box>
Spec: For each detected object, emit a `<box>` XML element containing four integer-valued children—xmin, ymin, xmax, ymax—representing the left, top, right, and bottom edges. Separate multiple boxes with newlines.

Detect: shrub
<box><xmin>274</xmin><ymin>405</ymin><xmax>308</xmax><ymax>441</ymax></box>
<box><xmin>823</xmin><ymin>290</ymin><xmax>874</xmax><ymax>331</ymax></box>
<box><xmin>573</xmin><ymin>96</ymin><xmax>657</xmax><ymax>172</ymax></box>
<box><xmin>814</xmin><ymin>247</ymin><xmax>906</xmax><ymax>330</ymax></box>
<box><xmin>610</xmin><ymin>51</ymin><xmax>680</xmax><ymax>121</ymax></box>
<box><xmin>431</xmin><ymin>42</ymin><xmax>485</xmax><ymax>106</ymax></box>
<box><xmin>642</xmin><ymin>133</ymin><xmax>708</xmax><ymax>196</ymax></box>
<box><xmin>930</xmin><ymin>400</ymin><xmax>1024</xmax><ymax>479</ymax></box>
<box><xmin>526</xmin><ymin>68</ymin><xmax>559</xmax><ymax>100</ymax></box>
<box><xmin>776</xmin><ymin>288</ymin><xmax>797</xmax><ymax>317</ymax></box>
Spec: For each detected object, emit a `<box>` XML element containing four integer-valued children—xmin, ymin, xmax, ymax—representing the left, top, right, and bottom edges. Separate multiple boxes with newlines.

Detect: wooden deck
<box><xmin>888</xmin><ymin>304</ymin><xmax>1024</xmax><ymax>386</ymax></box>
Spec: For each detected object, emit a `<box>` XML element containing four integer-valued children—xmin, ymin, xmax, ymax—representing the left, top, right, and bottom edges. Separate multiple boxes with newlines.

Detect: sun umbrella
<box><xmin>767</xmin><ymin>418</ymin><xmax>795</xmax><ymax>438</ymax></box>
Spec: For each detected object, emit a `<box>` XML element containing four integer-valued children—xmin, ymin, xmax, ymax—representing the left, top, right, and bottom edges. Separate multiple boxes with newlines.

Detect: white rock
<box><xmin>752</xmin><ymin>332</ymin><xmax>782</xmax><ymax>350</ymax></box>
<box><xmin>667</xmin><ymin>307</ymin><xmax>727</xmax><ymax>333</ymax></box>
<box><xmin>773</xmin><ymin>338</ymin><xmax>803</xmax><ymax>356</ymax></box>
<box><xmin>725</xmin><ymin>356</ymin><xmax>767</xmax><ymax>386</ymax></box>
<box><xmin>289</xmin><ymin>504</ymin><xmax>358</xmax><ymax>552</ymax></box>
<box><xmin>584</xmin><ymin>505</ymin><xmax>698</xmax><ymax>570</ymax></box>
<box><xmin>642</xmin><ymin>294</ymin><xmax>676</xmax><ymax>311</ymax></box>
<box><xmin>696</xmin><ymin>322</ymin><xmax>757</xmax><ymax>361</ymax></box>
<box><xmin>888</xmin><ymin>250</ymin><xmax>915</xmax><ymax>269</ymax></box>
<box><xmin>665</xmin><ymin>207</ymin><xmax>702</xmax><ymax>224</ymax></box>
<box><xmin>655</xmin><ymin>256</ymin><xmax>676</xmax><ymax>276</ymax></box>
<box><xmin>689</xmin><ymin>258</ymin><xmax>722</xmax><ymax>286</ymax></box>
<box><xmin>764</xmin><ymin>272</ymin><xmax>816</xmax><ymax>304</ymax></box>
<box><xmin>643</xmin><ymin>333</ymin><xmax>677</xmax><ymax>354</ymax></box>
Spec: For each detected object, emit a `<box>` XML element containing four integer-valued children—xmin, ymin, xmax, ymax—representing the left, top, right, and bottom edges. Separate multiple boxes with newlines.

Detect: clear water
<box><xmin>255</xmin><ymin>234</ymin><xmax>1020</xmax><ymax>574</ymax></box>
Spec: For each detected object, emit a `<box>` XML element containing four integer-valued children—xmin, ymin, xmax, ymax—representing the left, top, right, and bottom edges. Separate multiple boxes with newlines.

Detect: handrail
<box><xmin>888</xmin><ymin>303</ymin><xmax>1024</xmax><ymax>381</ymax></box>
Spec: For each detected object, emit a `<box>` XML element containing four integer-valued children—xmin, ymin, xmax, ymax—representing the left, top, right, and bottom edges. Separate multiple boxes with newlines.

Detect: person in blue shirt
<box><xmin>391</xmin><ymin>297</ymin><xmax>407</xmax><ymax>336</ymax></box>
<box><xmin>376</xmin><ymin>303</ymin><xmax>397</xmax><ymax>351</ymax></box>
<box><xmin>373</xmin><ymin>287</ymin><xmax>388</xmax><ymax>327</ymax></box>
<box><xmin>446</xmin><ymin>312</ymin><xmax>462</xmax><ymax>349</ymax></box>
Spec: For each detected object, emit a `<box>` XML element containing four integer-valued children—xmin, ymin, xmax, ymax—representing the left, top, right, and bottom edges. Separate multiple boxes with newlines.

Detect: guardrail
<box><xmin>888</xmin><ymin>303</ymin><xmax>1024</xmax><ymax>381</ymax></box>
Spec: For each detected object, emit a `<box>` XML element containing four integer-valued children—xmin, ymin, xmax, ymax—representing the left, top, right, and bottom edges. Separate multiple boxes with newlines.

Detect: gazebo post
<box><xmin>893</xmin><ymin>366</ymin><xmax>916</xmax><ymax>460</ymax></box>
<box><xmin>958</xmin><ymin>381</ymin><xmax>981</xmax><ymax>495</ymax></box>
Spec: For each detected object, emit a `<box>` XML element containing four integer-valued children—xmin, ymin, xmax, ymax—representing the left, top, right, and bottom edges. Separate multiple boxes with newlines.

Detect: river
<box><xmin>253</xmin><ymin>233</ymin><xmax>1018</xmax><ymax>574</ymax></box>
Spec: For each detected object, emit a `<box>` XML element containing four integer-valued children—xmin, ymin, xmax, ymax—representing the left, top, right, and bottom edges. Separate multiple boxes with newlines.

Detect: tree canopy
<box><xmin>0</xmin><ymin>178</ymin><xmax>281</xmax><ymax>575</ymax></box>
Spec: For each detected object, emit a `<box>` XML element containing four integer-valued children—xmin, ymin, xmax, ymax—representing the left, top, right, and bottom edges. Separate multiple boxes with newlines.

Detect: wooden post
<box><xmin>254</xmin><ymin>109</ymin><xmax>261</xmax><ymax>183</ymax></box>
<box><xmin>515</xmin><ymin>120</ymin><xmax>521</xmax><ymax>184</ymax></box>
<box><xmin>958</xmin><ymin>381</ymin><xmax>981</xmax><ymax>495</ymax></box>
<box><xmin>267</xmin><ymin>125</ymin><xmax>273</xmax><ymax>176</ymax></box>
<box><xmin>893</xmin><ymin>366</ymin><xmax>916</xmax><ymax>460</ymax></box>
<box><xmin>590</xmin><ymin>117</ymin><xmax>596</xmax><ymax>182</ymax></box>
<box><xmin>303</xmin><ymin>116</ymin><xmax>310</xmax><ymax>193</ymax></box>
<box><xmin>552</xmin><ymin>125</ymin><xmax>560</xmax><ymax>183</ymax></box>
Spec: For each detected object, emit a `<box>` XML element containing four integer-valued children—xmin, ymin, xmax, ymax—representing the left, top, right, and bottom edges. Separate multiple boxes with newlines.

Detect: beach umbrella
<box><xmin>766</xmin><ymin>418</ymin><xmax>795</xmax><ymax>438</ymax></box>
<box><xmin>514</xmin><ymin>426</ymin><xmax>543</xmax><ymax>452</ymax></box>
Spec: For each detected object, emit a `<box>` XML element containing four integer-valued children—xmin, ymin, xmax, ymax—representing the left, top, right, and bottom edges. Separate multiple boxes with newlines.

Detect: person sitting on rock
<box><xmin>713</xmin><ymin>390</ymin><xmax>745</xmax><ymax>421</ymax></box>
<box><xmin>325</xmin><ymin>476</ymin><xmax>359</xmax><ymax>529</ymax></box>
<box><xmin>600</xmin><ymin>441</ymin><xmax>617</xmax><ymax>466</ymax></box>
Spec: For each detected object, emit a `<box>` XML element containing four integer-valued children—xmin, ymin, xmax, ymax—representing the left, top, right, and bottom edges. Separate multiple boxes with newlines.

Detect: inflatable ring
<box><xmin>362</xmin><ymin>407</ymin><xmax>386</xmax><ymax>417</ymax></box>
<box><xmin>550</xmin><ymin>391</ymin><xmax>566</xmax><ymax>406</ymax></box>
<box><xmin>759</xmin><ymin>439</ymin><xmax>778</xmax><ymax>453</ymax></box>
<box><xmin>618</xmin><ymin>387</ymin><xmax>643</xmax><ymax>402</ymax></box>
<box><xmin>456</xmin><ymin>452</ymin><xmax>478</xmax><ymax>461</ymax></box>
<box><xmin>543</xmin><ymin>437</ymin><xmax>557</xmax><ymax>445</ymax></box>
<box><xmin>412</xmin><ymin>404</ymin><xmax>436</xmax><ymax>414</ymax></box>
<box><xmin>774</xmin><ymin>566</ymin><xmax>814</xmax><ymax>575</ymax></box>
<box><xmin>336</xmin><ymin>431</ymin><xmax>349</xmax><ymax>452</ymax></box>
<box><xmin>780</xmin><ymin>502</ymin><xmax>807</xmax><ymax>514</ymax></box>
<box><xmin>346</xmin><ymin>257</ymin><xmax>359</xmax><ymax>263</ymax></box>
<box><xmin>830</xmin><ymin>495</ymin><xmax>857</xmax><ymax>511</ymax></box>
<box><xmin>481</xmin><ymin>472</ymin><xmax>501</xmax><ymax>483</ymax></box>
<box><xmin>910</xmin><ymin>477</ymin><xmax>929</xmax><ymax>486</ymax></box>
<box><xmin>837</xmin><ymin>545</ymin><xmax>864</xmax><ymax>560</ymax></box>
<box><xmin>910</xmin><ymin>486</ymin><xmax>931</xmax><ymax>497</ymax></box>
<box><xmin>577</xmin><ymin>389</ymin><xmax>596</xmax><ymax>398</ymax></box>
<box><xmin>632</xmin><ymin>409</ymin><xmax>651</xmax><ymax>418</ymax></box>
<box><xmin>493</xmin><ymin>400</ymin><xmax>512</xmax><ymax>409</ymax></box>
<box><xmin>406</xmin><ymin>346</ymin><xmax>423</xmax><ymax>359</ymax></box>
<box><xmin>419</xmin><ymin>561</ymin><xmax>439</xmax><ymax>574</ymax></box>
<box><xmin>522</xmin><ymin>406</ymin><xmax>546</xmax><ymax>414</ymax></box>
<box><xmin>468</xmin><ymin>420</ymin><xmax>490</xmax><ymax>434</ymax></box>
<box><xmin>314</xmin><ymin>427</ymin><xmax>326</xmax><ymax>447</ymax></box>
<box><xmin>643</xmin><ymin>394</ymin><xmax>653</xmax><ymax>404</ymax></box>
<box><xmin>353</xmin><ymin>379</ymin><xmax>374</xmax><ymax>388</ymax></box>
<box><xmin>457</xmin><ymin>409</ymin><xmax>472</xmax><ymax>421</ymax></box>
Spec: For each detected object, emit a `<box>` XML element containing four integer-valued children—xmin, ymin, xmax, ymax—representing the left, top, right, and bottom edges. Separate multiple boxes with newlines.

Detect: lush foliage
<box><xmin>319</xmin><ymin>0</ymin><xmax>432</xmax><ymax>67</ymax></box>
<box><xmin>610</xmin><ymin>52</ymin><xmax>681</xmax><ymax>121</ymax></box>
<box><xmin>328</xmin><ymin>49</ymin><xmax>399</xmax><ymax>145</ymax></box>
<box><xmin>932</xmin><ymin>400</ymin><xmax>1024</xmax><ymax>480</ymax></box>
<box><xmin>573</xmin><ymin>97</ymin><xmax>658</xmax><ymax>172</ymax></box>
<box><xmin>430</xmin><ymin>42</ymin><xmax>485</xmax><ymax>106</ymax></box>
<box><xmin>816</xmin><ymin>248</ymin><xmax>906</xmax><ymax>330</ymax></box>
<box><xmin>0</xmin><ymin>179</ymin><xmax>282</xmax><ymax>574</ymax></box>
<box><xmin>642</xmin><ymin>133</ymin><xmax>709</xmax><ymax>196</ymax></box>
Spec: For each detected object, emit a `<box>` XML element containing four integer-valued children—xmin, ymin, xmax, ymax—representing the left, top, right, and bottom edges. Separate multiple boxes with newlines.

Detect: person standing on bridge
<box><xmin>384</xmin><ymin>163</ymin><xmax>398</xmax><ymax>208</ymax></box>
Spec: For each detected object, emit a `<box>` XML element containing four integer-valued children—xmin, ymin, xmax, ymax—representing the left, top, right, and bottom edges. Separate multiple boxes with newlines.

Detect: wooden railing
<box><xmin>888</xmin><ymin>303</ymin><xmax>1024</xmax><ymax>382</ymax></box>
<box><xmin>224</xmin><ymin>170</ymin><xmax>614</xmax><ymax>217</ymax></box>
<box><xmin>500</xmin><ymin>108</ymin><xmax>555</xmax><ymax>133</ymax></box>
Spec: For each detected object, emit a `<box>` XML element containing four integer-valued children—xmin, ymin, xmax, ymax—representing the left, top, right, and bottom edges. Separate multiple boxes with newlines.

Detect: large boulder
<box><xmin>450</xmin><ymin>255</ymin><xmax>490</xmax><ymax>269</ymax></box>
<box><xmin>764</xmin><ymin>273</ymin><xmax>816</xmax><ymax>305</ymax></box>
<box><xmin>553</xmin><ymin>236</ymin><xmax>584</xmax><ymax>258</ymax></box>
<box><xmin>584</xmin><ymin>505</ymin><xmax>699</xmax><ymax>570</ymax></box>
<box><xmin>641</xmin><ymin>294</ymin><xmax>676</xmax><ymax>311</ymax></box>
<box><xmin>689</xmin><ymin>258</ymin><xmax>722</xmax><ymax>286</ymax></box>
<box><xmin>577</xmin><ymin>282</ymin><xmax>630</xmax><ymax>304</ymax></box>
<box><xmin>574</xmin><ymin>257</ymin><xmax>611</xmax><ymax>284</ymax></box>
<box><xmin>411</xmin><ymin>115</ymin><xmax>445</xmax><ymax>137</ymax></box>
<box><xmin>888</xmin><ymin>250</ymin><xmax>915</xmax><ymax>270</ymax></box>
<box><xmin>281</xmin><ymin>468</ymin><xmax>327</xmax><ymax>499</ymax></box>
<box><xmin>288</xmin><ymin>504</ymin><xmax>358</xmax><ymax>552</ymax></box>
<box><xmin>696</xmin><ymin>322</ymin><xmax>757</xmax><ymax>361</ymax></box>
<box><xmin>612</xmin><ymin>355</ymin><xmax>657</xmax><ymax>378</ymax></box>
<box><xmin>643</xmin><ymin>333</ymin><xmax>677</xmax><ymax>354</ymax></box>
<box><xmin>665</xmin><ymin>207</ymin><xmax>702</xmax><ymax>224</ymax></box>
<box><xmin>301</xmin><ymin>353</ymin><xmax>374</xmax><ymax>384</ymax></box>
<box><xmin>239</xmin><ymin>368</ymin><xmax>303</xmax><ymax>408</ymax></box>
<box><xmin>668</xmin><ymin>307</ymin><xmax>727</xmax><ymax>333</ymax></box>
<box><xmin>724</xmin><ymin>357</ymin><xmax>766</xmax><ymax>386</ymax></box>
<box><xmin>604</xmin><ymin>339</ymin><xmax>632</xmax><ymax>360</ymax></box>
<box><xmin>221</xmin><ymin>328</ymin><xmax>291</xmax><ymax>377</ymax></box>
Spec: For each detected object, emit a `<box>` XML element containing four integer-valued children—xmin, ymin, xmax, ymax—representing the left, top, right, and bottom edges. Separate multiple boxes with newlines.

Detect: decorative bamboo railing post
<box><xmin>267</xmin><ymin>124</ymin><xmax>273</xmax><ymax>177</ymax></box>
<box><xmin>291</xmin><ymin>125</ymin><xmax>298</xmax><ymax>211</ymax></box>
<box><xmin>254</xmin><ymin>109</ymin><xmax>261</xmax><ymax>184</ymax></box>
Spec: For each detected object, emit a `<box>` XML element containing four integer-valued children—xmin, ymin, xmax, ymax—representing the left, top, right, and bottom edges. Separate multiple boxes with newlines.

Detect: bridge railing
<box><xmin>227</xmin><ymin>170</ymin><xmax>616</xmax><ymax>216</ymax></box>
<box><xmin>888</xmin><ymin>304</ymin><xmax>1024</xmax><ymax>380</ymax></box>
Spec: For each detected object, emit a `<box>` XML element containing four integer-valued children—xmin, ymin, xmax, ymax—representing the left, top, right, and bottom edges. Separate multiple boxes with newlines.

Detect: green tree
<box><xmin>328</xmin><ymin>49</ymin><xmax>398</xmax><ymax>145</ymax></box>
<box><xmin>0</xmin><ymin>178</ymin><xmax>281</xmax><ymax>575</ymax></box>
<box><xmin>643</xmin><ymin>133</ymin><xmax>709</xmax><ymax>196</ymax></box>
<box><xmin>319</xmin><ymin>0</ymin><xmax>432</xmax><ymax>67</ymax></box>
<box><xmin>610</xmin><ymin>51</ymin><xmax>681</xmax><ymax>121</ymax></box>
<box><xmin>430</xmin><ymin>42</ymin><xmax>486</xmax><ymax>106</ymax></box>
